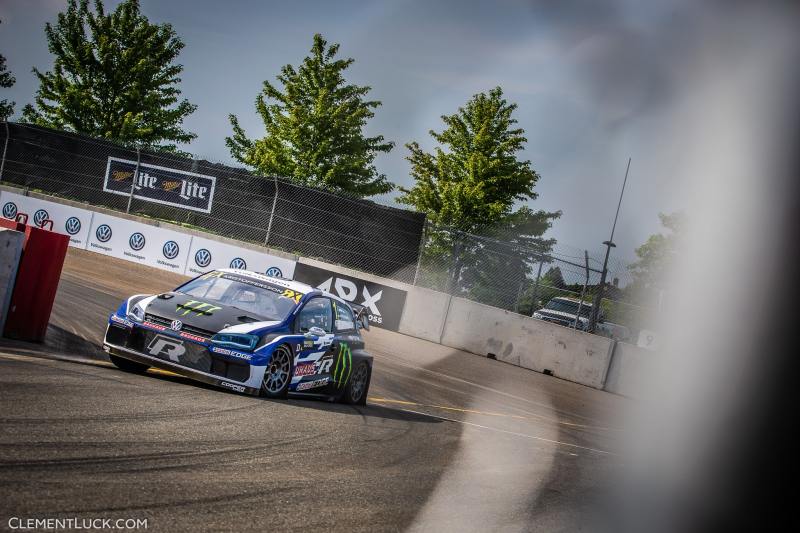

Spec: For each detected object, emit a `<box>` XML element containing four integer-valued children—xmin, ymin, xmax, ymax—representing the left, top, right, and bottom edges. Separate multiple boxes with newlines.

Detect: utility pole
<box><xmin>589</xmin><ymin>158</ymin><xmax>631</xmax><ymax>332</ymax></box>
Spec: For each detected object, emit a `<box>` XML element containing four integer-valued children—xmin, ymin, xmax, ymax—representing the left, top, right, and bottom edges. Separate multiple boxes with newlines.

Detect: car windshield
<box><xmin>544</xmin><ymin>298</ymin><xmax>593</xmax><ymax>318</ymax></box>
<box><xmin>176</xmin><ymin>271</ymin><xmax>301</xmax><ymax>320</ymax></box>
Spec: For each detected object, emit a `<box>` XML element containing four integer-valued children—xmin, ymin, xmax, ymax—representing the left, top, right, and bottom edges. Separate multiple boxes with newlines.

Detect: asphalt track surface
<box><xmin>0</xmin><ymin>249</ymin><xmax>627</xmax><ymax>532</ymax></box>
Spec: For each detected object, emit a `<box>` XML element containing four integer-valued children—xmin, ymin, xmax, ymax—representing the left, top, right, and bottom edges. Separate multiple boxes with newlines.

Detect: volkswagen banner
<box><xmin>292</xmin><ymin>263</ymin><xmax>407</xmax><ymax>331</ymax></box>
<box><xmin>0</xmin><ymin>190</ymin><xmax>94</xmax><ymax>249</ymax></box>
<box><xmin>185</xmin><ymin>235</ymin><xmax>296</xmax><ymax>279</ymax></box>
<box><xmin>86</xmin><ymin>213</ymin><xmax>192</xmax><ymax>274</ymax></box>
<box><xmin>103</xmin><ymin>157</ymin><xmax>216</xmax><ymax>213</ymax></box>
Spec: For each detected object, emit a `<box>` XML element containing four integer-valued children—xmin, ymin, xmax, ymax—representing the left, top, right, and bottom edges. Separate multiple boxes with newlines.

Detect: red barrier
<box><xmin>3</xmin><ymin>219</ymin><xmax>69</xmax><ymax>342</ymax></box>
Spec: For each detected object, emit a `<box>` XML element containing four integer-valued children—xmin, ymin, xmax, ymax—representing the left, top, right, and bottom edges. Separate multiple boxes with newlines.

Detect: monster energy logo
<box><xmin>176</xmin><ymin>300</ymin><xmax>222</xmax><ymax>316</ymax></box>
<box><xmin>333</xmin><ymin>342</ymin><xmax>353</xmax><ymax>388</ymax></box>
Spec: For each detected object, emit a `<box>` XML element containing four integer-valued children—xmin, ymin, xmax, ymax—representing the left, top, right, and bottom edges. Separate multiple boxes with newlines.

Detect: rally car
<box><xmin>102</xmin><ymin>269</ymin><xmax>373</xmax><ymax>404</ymax></box>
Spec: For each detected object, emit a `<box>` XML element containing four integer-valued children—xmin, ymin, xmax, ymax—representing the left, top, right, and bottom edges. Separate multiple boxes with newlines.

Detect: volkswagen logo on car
<box><xmin>194</xmin><ymin>248</ymin><xmax>212</xmax><ymax>268</ymax></box>
<box><xmin>65</xmin><ymin>216</ymin><xmax>82</xmax><ymax>235</ymax></box>
<box><xmin>229</xmin><ymin>257</ymin><xmax>247</xmax><ymax>270</ymax></box>
<box><xmin>95</xmin><ymin>224</ymin><xmax>113</xmax><ymax>242</ymax></box>
<box><xmin>1</xmin><ymin>202</ymin><xmax>16</xmax><ymax>219</ymax></box>
<box><xmin>33</xmin><ymin>209</ymin><xmax>49</xmax><ymax>227</ymax></box>
<box><xmin>265</xmin><ymin>266</ymin><xmax>283</xmax><ymax>278</ymax></box>
<box><xmin>170</xmin><ymin>319</ymin><xmax>183</xmax><ymax>331</ymax></box>
<box><xmin>129</xmin><ymin>232</ymin><xmax>146</xmax><ymax>251</ymax></box>
<box><xmin>162</xmin><ymin>240</ymin><xmax>180</xmax><ymax>260</ymax></box>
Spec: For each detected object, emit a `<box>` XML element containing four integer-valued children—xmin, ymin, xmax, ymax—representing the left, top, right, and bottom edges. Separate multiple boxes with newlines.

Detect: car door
<box><xmin>329</xmin><ymin>299</ymin><xmax>365</xmax><ymax>387</ymax></box>
<box><xmin>292</xmin><ymin>297</ymin><xmax>336</xmax><ymax>387</ymax></box>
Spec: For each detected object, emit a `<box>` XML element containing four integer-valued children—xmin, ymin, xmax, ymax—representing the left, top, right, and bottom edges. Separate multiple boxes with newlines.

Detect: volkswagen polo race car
<box><xmin>103</xmin><ymin>269</ymin><xmax>373</xmax><ymax>404</ymax></box>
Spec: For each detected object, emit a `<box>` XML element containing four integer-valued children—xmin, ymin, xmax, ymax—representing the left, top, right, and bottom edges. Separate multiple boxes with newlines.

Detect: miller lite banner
<box><xmin>103</xmin><ymin>157</ymin><xmax>216</xmax><ymax>213</ymax></box>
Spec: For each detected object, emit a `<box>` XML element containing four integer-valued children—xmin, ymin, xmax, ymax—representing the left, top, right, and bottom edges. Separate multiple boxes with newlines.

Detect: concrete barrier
<box><xmin>439</xmin><ymin>297</ymin><xmax>615</xmax><ymax>389</ymax></box>
<box><xmin>0</xmin><ymin>229</ymin><xmax>24</xmax><ymax>334</ymax></box>
<box><xmin>604</xmin><ymin>341</ymin><xmax>652</xmax><ymax>397</ymax></box>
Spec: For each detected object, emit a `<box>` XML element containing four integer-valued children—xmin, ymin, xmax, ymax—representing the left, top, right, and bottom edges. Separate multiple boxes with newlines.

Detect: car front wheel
<box><xmin>261</xmin><ymin>344</ymin><xmax>292</xmax><ymax>399</ymax></box>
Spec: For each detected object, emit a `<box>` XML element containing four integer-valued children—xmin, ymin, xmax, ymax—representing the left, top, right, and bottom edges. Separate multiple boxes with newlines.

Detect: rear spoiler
<box><xmin>349</xmin><ymin>303</ymin><xmax>370</xmax><ymax>331</ymax></box>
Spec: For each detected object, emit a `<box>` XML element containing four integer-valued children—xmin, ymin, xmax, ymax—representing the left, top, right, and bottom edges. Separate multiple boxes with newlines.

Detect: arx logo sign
<box><xmin>292</xmin><ymin>263</ymin><xmax>407</xmax><ymax>331</ymax></box>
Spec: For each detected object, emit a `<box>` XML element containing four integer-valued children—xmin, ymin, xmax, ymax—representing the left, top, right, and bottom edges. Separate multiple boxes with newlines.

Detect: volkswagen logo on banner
<box><xmin>65</xmin><ymin>216</ymin><xmax>82</xmax><ymax>235</ymax></box>
<box><xmin>129</xmin><ymin>232</ymin><xmax>146</xmax><ymax>251</ymax></box>
<box><xmin>33</xmin><ymin>209</ymin><xmax>50</xmax><ymax>227</ymax></box>
<box><xmin>95</xmin><ymin>224</ymin><xmax>113</xmax><ymax>242</ymax></box>
<box><xmin>229</xmin><ymin>258</ymin><xmax>247</xmax><ymax>270</ymax></box>
<box><xmin>170</xmin><ymin>319</ymin><xmax>183</xmax><ymax>331</ymax></box>
<box><xmin>194</xmin><ymin>248</ymin><xmax>212</xmax><ymax>268</ymax></box>
<box><xmin>162</xmin><ymin>240</ymin><xmax>180</xmax><ymax>260</ymax></box>
<box><xmin>265</xmin><ymin>266</ymin><xmax>283</xmax><ymax>278</ymax></box>
<box><xmin>2</xmin><ymin>202</ymin><xmax>18</xmax><ymax>219</ymax></box>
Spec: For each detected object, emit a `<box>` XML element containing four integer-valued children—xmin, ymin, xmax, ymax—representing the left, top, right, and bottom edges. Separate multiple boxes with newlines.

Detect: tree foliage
<box><xmin>0</xmin><ymin>20</ymin><xmax>15</xmax><ymax>121</ymax></box>
<box><xmin>628</xmin><ymin>211</ymin><xmax>685</xmax><ymax>290</ymax></box>
<box><xmin>21</xmin><ymin>0</ymin><xmax>196</xmax><ymax>151</ymax></box>
<box><xmin>399</xmin><ymin>87</ymin><xmax>559</xmax><ymax>300</ymax></box>
<box><xmin>227</xmin><ymin>34</ymin><xmax>394</xmax><ymax>197</ymax></box>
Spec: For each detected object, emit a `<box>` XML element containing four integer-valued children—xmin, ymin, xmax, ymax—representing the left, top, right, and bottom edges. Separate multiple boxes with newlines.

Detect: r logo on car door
<box><xmin>147</xmin><ymin>335</ymin><xmax>186</xmax><ymax>362</ymax></box>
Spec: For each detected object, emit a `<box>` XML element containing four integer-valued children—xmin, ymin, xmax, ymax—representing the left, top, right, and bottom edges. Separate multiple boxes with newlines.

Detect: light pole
<box><xmin>589</xmin><ymin>157</ymin><xmax>631</xmax><ymax>332</ymax></box>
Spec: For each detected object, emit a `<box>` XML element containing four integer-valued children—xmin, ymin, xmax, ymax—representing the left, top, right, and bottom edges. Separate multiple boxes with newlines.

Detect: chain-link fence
<box><xmin>0</xmin><ymin>121</ymin><xmax>653</xmax><ymax>340</ymax></box>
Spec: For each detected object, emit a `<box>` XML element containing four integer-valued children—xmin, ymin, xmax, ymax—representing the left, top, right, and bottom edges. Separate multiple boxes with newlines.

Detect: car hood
<box><xmin>142</xmin><ymin>292</ymin><xmax>279</xmax><ymax>334</ymax></box>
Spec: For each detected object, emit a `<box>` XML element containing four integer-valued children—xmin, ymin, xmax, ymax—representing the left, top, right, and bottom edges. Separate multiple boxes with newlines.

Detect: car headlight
<box><xmin>532</xmin><ymin>312</ymin><xmax>543</xmax><ymax>319</ymax></box>
<box><xmin>211</xmin><ymin>333</ymin><xmax>259</xmax><ymax>351</ymax></box>
<box><xmin>127</xmin><ymin>304</ymin><xmax>145</xmax><ymax>322</ymax></box>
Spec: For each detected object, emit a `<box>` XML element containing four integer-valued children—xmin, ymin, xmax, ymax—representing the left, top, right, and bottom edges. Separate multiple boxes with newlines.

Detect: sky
<box><xmin>0</xmin><ymin>0</ymin><xmax>700</xmax><ymax>265</ymax></box>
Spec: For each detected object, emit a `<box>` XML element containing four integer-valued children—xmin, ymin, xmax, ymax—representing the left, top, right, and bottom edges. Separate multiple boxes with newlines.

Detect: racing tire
<box><xmin>109</xmin><ymin>354</ymin><xmax>149</xmax><ymax>374</ymax></box>
<box><xmin>342</xmin><ymin>361</ymin><xmax>371</xmax><ymax>405</ymax></box>
<box><xmin>261</xmin><ymin>344</ymin><xmax>293</xmax><ymax>399</ymax></box>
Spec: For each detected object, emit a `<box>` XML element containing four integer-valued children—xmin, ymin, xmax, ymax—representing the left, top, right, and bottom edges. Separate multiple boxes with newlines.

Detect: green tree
<box><xmin>628</xmin><ymin>211</ymin><xmax>685</xmax><ymax>290</ymax></box>
<box><xmin>0</xmin><ymin>20</ymin><xmax>15</xmax><ymax>121</ymax></box>
<box><xmin>227</xmin><ymin>34</ymin><xmax>394</xmax><ymax>197</ymax></box>
<box><xmin>21</xmin><ymin>0</ymin><xmax>196</xmax><ymax>151</ymax></box>
<box><xmin>399</xmin><ymin>87</ymin><xmax>559</xmax><ymax>297</ymax></box>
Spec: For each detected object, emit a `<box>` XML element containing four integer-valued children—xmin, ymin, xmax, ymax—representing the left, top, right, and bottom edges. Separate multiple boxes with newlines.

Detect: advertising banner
<box><xmin>185</xmin><ymin>235</ymin><xmax>296</xmax><ymax>279</ymax></box>
<box><xmin>103</xmin><ymin>157</ymin><xmax>216</xmax><ymax>213</ymax></box>
<box><xmin>292</xmin><ymin>263</ymin><xmax>407</xmax><ymax>331</ymax></box>
<box><xmin>86</xmin><ymin>213</ymin><xmax>192</xmax><ymax>274</ymax></box>
<box><xmin>0</xmin><ymin>190</ymin><xmax>94</xmax><ymax>249</ymax></box>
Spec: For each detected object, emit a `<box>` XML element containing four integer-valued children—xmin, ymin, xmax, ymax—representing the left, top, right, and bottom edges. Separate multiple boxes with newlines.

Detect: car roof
<box><xmin>552</xmin><ymin>296</ymin><xmax>593</xmax><ymax>306</ymax></box>
<box><xmin>216</xmin><ymin>269</ymin><xmax>351</xmax><ymax>307</ymax></box>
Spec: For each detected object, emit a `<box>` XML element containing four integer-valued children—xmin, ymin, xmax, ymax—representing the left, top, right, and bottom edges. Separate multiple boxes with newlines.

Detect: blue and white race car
<box><xmin>103</xmin><ymin>269</ymin><xmax>372</xmax><ymax>404</ymax></box>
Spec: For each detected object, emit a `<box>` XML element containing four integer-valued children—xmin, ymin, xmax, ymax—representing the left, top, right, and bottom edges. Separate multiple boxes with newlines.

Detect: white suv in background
<box><xmin>532</xmin><ymin>297</ymin><xmax>597</xmax><ymax>331</ymax></box>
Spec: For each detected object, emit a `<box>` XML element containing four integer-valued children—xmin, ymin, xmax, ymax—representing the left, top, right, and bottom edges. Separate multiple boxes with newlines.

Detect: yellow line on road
<box><xmin>368</xmin><ymin>396</ymin><xmax>615</xmax><ymax>431</ymax></box>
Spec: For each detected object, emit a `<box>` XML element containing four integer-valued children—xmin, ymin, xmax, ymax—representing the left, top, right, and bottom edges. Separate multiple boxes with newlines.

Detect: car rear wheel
<box><xmin>342</xmin><ymin>361</ymin><xmax>370</xmax><ymax>405</ymax></box>
<box><xmin>261</xmin><ymin>344</ymin><xmax>292</xmax><ymax>399</ymax></box>
<box><xmin>109</xmin><ymin>354</ymin><xmax>149</xmax><ymax>374</ymax></box>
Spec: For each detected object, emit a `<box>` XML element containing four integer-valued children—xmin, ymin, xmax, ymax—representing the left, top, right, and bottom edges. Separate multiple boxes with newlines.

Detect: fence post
<box><xmin>448</xmin><ymin>235</ymin><xmax>463</xmax><ymax>295</ymax></box>
<box><xmin>529</xmin><ymin>256</ymin><xmax>545</xmax><ymax>315</ymax></box>
<box><xmin>264</xmin><ymin>175</ymin><xmax>279</xmax><ymax>246</ymax></box>
<box><xmin>574</xmin><ymin>250</ymin><xmax>590</xmax><ymax>330</ymax></box>
<box><xmin>126</xmin><ymin>146</ymin><xmax>141</xmax><ymax>214</ymax></box>
<box><xmin>412</xmin><ymin>219</ymin><xmax>427</xmax><ymax>286</ymax></box>
<box><xmin>0</xmin><ymin>120</ymin><xmax>9</xmax><ymax>183</ymax></box>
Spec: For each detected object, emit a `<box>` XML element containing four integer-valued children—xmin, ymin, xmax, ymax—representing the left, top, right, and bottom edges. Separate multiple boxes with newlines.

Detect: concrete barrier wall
<box><xmin>0</xmin><ymin>229</ymin><xmax>24</xmax><ymax>334</ymax></box>
<box><xmin>439</xmin><ymin>297</ymin><xmax>615</xmax><ymax>389</ymax></box>
<box><xmin>604</xmin><ymin>341</ymin><xmax>652</xmax><ymax>397</ymax></box>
